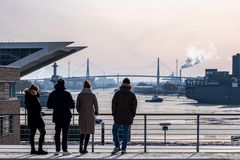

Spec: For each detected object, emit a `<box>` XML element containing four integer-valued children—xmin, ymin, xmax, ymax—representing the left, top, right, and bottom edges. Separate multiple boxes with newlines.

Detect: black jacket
<box><xmin>112</xmin><ymin>83</ymin><xmax>137</xmax><ymax>125</ymax></box>
<box><xmin>47</xmin><ymin>83</ymin><xmax>75</xmax><ymax>123</ymax></box>
<box><xmin>24</xmin><ymin>88</ymin><xmax>44</xmax><ymax>128</ymax></box>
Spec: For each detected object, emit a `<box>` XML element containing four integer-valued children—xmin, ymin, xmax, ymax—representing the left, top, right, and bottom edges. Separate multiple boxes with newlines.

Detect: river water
<box><xmin>70</xmin><ymin>88</ymin><xmax>240</xmax><ymax>114</ymax></box>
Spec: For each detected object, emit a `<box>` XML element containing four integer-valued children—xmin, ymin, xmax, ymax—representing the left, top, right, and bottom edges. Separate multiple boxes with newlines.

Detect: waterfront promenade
<box><xmin>1</xmin><ymin>145</ymin><xmax>240</xmax><ymax>159</ymax></box>
<box><xmin>2</xmin><ymin>111</ymin><xmax>240</xmax><ymax>159</ymax></box>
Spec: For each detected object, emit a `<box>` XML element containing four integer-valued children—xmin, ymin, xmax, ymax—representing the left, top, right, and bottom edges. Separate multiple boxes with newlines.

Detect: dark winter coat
<box><xmin>24</xmin><ymin>88</ymin><xmax>44</xmax><ymax>128</ymax></box>
<box><xmin>112</xmin><ymin>83</ymin><xmax>137</xmax><ymax>125</ymax></box>
<box><xmin>47</xmin><ymin>83</ymin><xmax>75</xmax><ymax>123</ymax></box>
<box><xmin>76</xmin><ymin>88</ymin><xmax>98</xmax><ymax>134</ymax></box>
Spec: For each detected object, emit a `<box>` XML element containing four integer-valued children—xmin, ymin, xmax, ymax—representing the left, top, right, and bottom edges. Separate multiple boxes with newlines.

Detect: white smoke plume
<box><xmin>181</xmin><ymin>43</ymin><xmax>219</xmax><ymax>69</ymax></box>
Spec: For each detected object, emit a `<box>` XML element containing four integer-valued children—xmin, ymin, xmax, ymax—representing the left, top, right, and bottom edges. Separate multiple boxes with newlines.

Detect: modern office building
<box><xmin>0</xmin><ymin>42</ymin><xmax>86</xmax><ymax>144</ymax></box>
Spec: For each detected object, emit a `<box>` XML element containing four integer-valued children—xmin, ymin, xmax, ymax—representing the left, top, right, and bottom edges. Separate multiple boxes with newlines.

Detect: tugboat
<box><xmin>145</xmin><ymin>94</ymin><xmax>163</xmax><ymax>103</ymax></box>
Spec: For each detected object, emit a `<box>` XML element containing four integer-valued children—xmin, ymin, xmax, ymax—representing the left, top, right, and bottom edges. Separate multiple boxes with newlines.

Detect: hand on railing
<box><xmin>41</xmin><ymin>112</ymin><xmax>45</xmax><ymax>116</ymax></box>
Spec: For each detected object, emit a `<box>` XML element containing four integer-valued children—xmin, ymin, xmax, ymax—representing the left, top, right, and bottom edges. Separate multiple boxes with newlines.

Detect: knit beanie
<box><xmin>122</xmin><ymin>78</ymin><xmax>130</xmax><ymax>84</ymax></box>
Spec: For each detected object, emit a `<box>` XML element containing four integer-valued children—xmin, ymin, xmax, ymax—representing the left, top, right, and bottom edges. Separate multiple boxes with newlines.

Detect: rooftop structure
<box><xmin>0</xmin><ymin>42</ymin><xmax>87</xmax><ymax>77</ymax></box>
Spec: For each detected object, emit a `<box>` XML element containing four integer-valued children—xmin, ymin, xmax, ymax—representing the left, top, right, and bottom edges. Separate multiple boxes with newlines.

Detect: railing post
<box><xmin>24</xmin><ymin>109</ymin><xmax>27</xmax><ymax>125</ymax></box>
<box><xmin>196</xmin><ymin>114</ymin><xmax>200</xmax><ymax>152</ymax></box>
<box><xmin>163</xmin><ymin>128</ymin><xmax>167</xmax><ymax>146</ymax></box>
<box><xmin>101</xmin><ymin>122</ymin><xmax>105</xmax><ymax>145</ymax></box>
<box><xmin>72</xmin><ymin>109</ymin><xmax>75</xmax><ymax>125</ymax></box>
<box><xmin>144</xmin><ymin>114</ymin><xmax>147</xmax><ymax>153</ymax></box>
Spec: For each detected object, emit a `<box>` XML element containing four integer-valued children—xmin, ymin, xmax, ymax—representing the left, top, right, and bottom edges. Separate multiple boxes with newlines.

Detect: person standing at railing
<box><xmin>24</xmin><ymin>84</ymin><xmax>48</xmax><ymax>155</ymax></box>
<box><xmin>76</xmin><ymin>80</ymin><xmax>99</xmax><ymax>154</ymax></box>
<box><xmin>47</xmin><ymin>79</ymin><xmax>75</xmax><ymax>156</ymax></box>
<box><xmin>111</xmin><ymin>78</ymin><xmax>137</xmax><ymax>155</ymax></box>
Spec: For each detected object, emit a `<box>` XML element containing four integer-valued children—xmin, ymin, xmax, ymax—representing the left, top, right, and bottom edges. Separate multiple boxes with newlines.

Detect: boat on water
<box><xmin>185</xmin><ymin>54</ymin><xmax>240</xmax><ymax>105</ymax></box>
<box><xmin>145</xmin><ymin>95</ymin><xmax>163</xmax><ymax>103</ymax></box>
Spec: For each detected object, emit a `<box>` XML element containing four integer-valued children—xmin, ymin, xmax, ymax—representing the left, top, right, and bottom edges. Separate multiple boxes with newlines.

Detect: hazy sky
<box><xmin>1</xmin><ymin>0</ymin><xmax>240</xmax><ymax>80</ymax></box>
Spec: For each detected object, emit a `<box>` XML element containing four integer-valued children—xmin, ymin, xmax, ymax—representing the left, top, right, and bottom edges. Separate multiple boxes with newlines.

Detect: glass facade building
<box><xmin>0</xmin><ymin>48</ymin><xmax>42</xmax><ymax>65</ymax></box>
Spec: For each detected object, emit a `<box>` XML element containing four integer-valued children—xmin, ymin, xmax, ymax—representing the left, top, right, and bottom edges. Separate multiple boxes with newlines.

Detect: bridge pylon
<box><xmin>157</xmin><ymin>57</ymin><xmax>160</xmax><ymax>87</ymax></box>
<box><xmin>86</xmin><ymin>58</ymin><xmax>90</xmax><ymax>80</ymax></box>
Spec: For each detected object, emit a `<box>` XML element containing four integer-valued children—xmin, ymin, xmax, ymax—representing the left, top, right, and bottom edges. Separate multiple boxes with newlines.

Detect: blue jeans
<box><xmin>112</xmin><ymin>123</ymin><xmax>130</xmax><ymax>150</ymax></box>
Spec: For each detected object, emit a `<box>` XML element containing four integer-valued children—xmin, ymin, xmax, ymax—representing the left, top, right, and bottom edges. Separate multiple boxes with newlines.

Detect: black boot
<box><xmin>30</xmin><ymin>141</ymin><xmax>37</xmax><ymax>154</ymax></box>
<box><xmin>37</xmin><ymin>148</ymin><xmax>48</xmax><ymax>155</ymax></box>
<box><xmin>82</xmin><ymin>134</ymin><xmax>89</xmax><ymax>154</ymax></box>
<box><xmin>80</xmin><ymin>143</ymin><xmax>83</xmax><ymax>153</ymax></box>
<box><xmin>30</xmin><ymin>149</ymin><xmax>38</xmax><ymax>154</ymax></box>
<box><xmin>82</xmin><ymin>145</ymin><xmax>88</xmax><ymax>154</ymax></box>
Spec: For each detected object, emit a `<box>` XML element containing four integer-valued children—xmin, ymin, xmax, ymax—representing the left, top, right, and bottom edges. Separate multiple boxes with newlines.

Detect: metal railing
<box><xmin>1</xmin><ymin>112</ymin><xmax>240</xmax><ymax>153</ymax></box>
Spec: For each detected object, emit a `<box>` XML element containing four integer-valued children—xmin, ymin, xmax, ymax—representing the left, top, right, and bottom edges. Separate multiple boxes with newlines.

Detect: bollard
<box><xmin>159</xmin><ymin>123</ymin><xmax>171</xmax><ymax>145</ymax></box>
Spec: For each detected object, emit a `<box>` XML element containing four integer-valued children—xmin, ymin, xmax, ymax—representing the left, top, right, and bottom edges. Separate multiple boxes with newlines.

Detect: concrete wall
<box><xmin>0</xmin><ymin>100</ymin><xmax>20</xmax><ymax>144</ymax></box>
<box><xmin>0</xmin><ymin>66</ymin><xmax>20</xmax><ymax>82</ymax></box>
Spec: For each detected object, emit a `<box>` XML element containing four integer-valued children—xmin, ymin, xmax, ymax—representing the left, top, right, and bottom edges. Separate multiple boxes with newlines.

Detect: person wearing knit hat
<box><xmin>111</xmin><ymin>78</ymin><xmax>137</xmax><ymax>155</ymax></box>
<box><xmin>47</xmin><ymin>79</ymin><xmax>75</xmax><ymax>156</ymax></box>
<box><xmin>76</xmin><ymin>80</ymin><xmax>99</xmax><ymax>154</ymax></box>
<box><xmin>122</xmin><ymin>78</ymin><xmax>130</xmax><ymax>84</ymax></box>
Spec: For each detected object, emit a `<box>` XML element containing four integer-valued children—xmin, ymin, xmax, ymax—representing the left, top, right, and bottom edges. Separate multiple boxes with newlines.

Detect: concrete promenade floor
<box><xmin>1</xmin><ymin>145</ymin><xmax>240</xmax><ymax>159</ymax></box>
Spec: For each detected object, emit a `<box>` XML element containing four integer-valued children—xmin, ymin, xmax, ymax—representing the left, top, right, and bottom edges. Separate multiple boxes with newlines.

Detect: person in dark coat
<box><xmin>47</xmin><ymin>79</ymin><xmax>75</xmax><ymax>156</ymax></box>
<box><xmin>111</xmin><ymin>78</ymin><xmax>137</xmax><ymax>155</ymax></box>
<box><xmin>76</xmin><ymin>80</ymin><xmax>98</xmax><ymax>154</ymax></box>
<box><xmin>24</xmin><ymin>85</ymin><xmax>48</xmax><ymax>155</ymax></box>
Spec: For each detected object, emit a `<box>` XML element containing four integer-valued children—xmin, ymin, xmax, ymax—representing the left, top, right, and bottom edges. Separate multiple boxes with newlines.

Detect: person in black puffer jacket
<box><xmin>25</xmin><ymin>85</ymin><xmax>48</xmax><ymax>155</ymax></box>
<box><xmin>47</xmin><ymin>79</ymin><xmax>75</xmax><ymax>156</ymax></box>
<box><xmin>111</xmin><ymin>78</ymin><xmax>137</xmax><ymax>155</ymax></box>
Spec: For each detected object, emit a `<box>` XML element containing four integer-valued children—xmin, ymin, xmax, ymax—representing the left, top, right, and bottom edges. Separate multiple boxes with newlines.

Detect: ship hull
<box><xmin>185</xmin><ymin>86</ymin><xmax>240</xmax><ymax>105</ymax></box>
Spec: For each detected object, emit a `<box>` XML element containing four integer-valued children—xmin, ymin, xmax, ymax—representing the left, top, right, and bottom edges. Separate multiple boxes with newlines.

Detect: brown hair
<box><xmin>30</xmin><ymin>84</ymin><xmax>38</xmax><ymax>91</ymax></box>
<box><xmin>83</xmin><ymin>80</ymin><xmax>91</xmax><ymax>88</ymax></box>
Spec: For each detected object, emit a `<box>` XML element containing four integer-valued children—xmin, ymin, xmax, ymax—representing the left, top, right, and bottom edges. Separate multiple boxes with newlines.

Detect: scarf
<box><xmin>81</xmin><ymin>88</ymin><xmax>93</xmax><ymax>94</ymax></box>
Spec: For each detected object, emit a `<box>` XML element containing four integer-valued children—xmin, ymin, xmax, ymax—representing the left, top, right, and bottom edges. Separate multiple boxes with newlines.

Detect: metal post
<box><xmin>101</xmin><ymin>122</ymin><xmax>105</xmax><ymax>145</ymax></box>
<box><xmin>164</xmin><ymin>129</ymin><xmax>166</xmax><ymax>146</ymax></box>
<box><xmin>144</xmin><ymin>115</ymin><xmax>147</xmax><ymax>153</ymax></box>
<box><xmin>72</xmin><ymin>109</ymin><xmax>75</xmax><ymax>125</ymax></box>
<box><xmin>24</xmin><ymin>109</ymin><xmax>27</xmax><ymax>124</ymax></box>
<box><xmin>196</xmin><ymin>114</ymin><xmax>200</xmax><ymax>152</ymax></box>
<box><xmin>92</xmin><ymin>134</ymin><xmax>94</xmax><ymax>153</ymax></box>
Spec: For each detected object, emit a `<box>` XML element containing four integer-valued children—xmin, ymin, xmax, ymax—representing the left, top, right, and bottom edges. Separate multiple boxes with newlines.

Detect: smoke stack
<box><xmin>179</xmin><ymin>69</ymin><xmax>182</xmax><ymax>85</ymax></box>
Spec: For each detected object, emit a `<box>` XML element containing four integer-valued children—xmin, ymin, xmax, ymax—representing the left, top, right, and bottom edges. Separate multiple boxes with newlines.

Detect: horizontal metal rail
<box><xmin>1</xmin><ymin>113</ymin><xmax>240</xmax><ymax>153</ymax></box>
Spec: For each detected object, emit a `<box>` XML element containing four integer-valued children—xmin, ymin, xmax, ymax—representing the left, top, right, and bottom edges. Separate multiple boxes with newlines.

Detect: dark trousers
<box><xmin>80</xmin><ymin>134</ymin><xmax>90</xmax><ymax>152</ymax></box>
<box><xmin>54</xmin><ymin>121</ymin><xmax>70</xmax><ymax>152</ymax></box>
<box><xmin>30</xmin><ymin>126</ymin><xmax>46</xmax><ymax>150</ymax></box>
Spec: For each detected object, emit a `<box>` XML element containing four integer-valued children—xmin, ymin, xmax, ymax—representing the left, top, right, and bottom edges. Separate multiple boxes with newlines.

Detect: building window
<box><xmin>0</xmin><ymin>48</ymin><xmax>43</xmax><ymax>65</ymax></box>
<box><xmin>9</xmin><ymin>115</ymin><xmax>13</xmax><ymax>133</ymax></box>
<box><xmin>9</xmin><ymin>82</ymin><xmax>16</xmax><ymax>98</ymax></box>
<box><xmin>0</xmin><ymin>115</ymin><xmax>13</xmax><ymax>137</ymax></box>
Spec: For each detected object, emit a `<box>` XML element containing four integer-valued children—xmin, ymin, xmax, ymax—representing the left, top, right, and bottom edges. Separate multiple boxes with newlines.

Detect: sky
<box><xmin>1</xmin><ymin>0</ymin><xmax>240</xmax><ymax>80</ymax></box>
